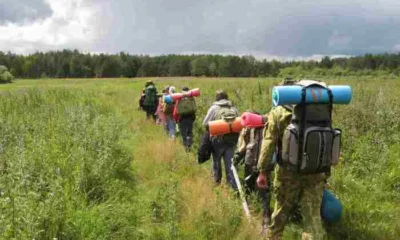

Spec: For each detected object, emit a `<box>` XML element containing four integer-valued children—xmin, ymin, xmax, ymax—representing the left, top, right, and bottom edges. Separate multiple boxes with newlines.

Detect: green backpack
<box><xmin>143</xmin><ymin>85</ymin><xmax>157</xmax><ymax>108</ymax></box>
<box><xmin>177</xmin><ymin>97</ymin><xmax>197</xmax><ymax>116</ymax></box>
<box><xmin>281</xmin><ymin>80</ymin><xmax>341</xmax><ymax>174</ymax></box>
<box><xmin>162</xmin><ymin>102</ymin><xmax>175</xmax><ymax>115</ymax></box>
<box><xmin>212</xmin><ymin>105</ymin><xmax>240</xmax><ymax>146</ymax></box>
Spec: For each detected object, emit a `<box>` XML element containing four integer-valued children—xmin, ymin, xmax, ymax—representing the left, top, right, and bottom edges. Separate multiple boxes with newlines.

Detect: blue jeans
<box><xmin>211</xmin><ymin>140</ymin><xmax>237</xmax><ymax>190</ymax></box>
<box><xmin>166</xmin><ymin>116</ymin><xmax>176</xmax><ymax>138</ymax></box>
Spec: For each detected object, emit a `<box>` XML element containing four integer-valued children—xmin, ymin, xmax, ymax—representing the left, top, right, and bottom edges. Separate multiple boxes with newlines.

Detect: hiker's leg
<box><xmin>186</xmin><ymin>118</ymin><xmax>194</xmax><ymax>149</ymax></box>
<box><xmin>300</xmin><ymin>174</ymin><xmax>326</xmax><ymax>240</ymax></box>
<box><xmin>166</xmin><ymin>116</ymin><xmax>176</xmax><ymax>138</ymax></box>
<box><xmin>223</xmin><ymin>145</ymin><xmax>237</xmax><ymax>190</ymax></box>
<box><xmin>258</xmin><ymin>184</ymin><xmax>272</xmax><ymax>231</ymax></box>
<box><xmin>266</xmin><ymin>166</ymin><xmax>300</xmax><ymax>240</ymax></box>
<box><xmin>244</xmin><ymin>163</ymin><xmax>256</xmax><ymax>194</ymax></box>
<box><xmin>211</xmin><ymin>143</ymin><xmax>223</xmax><ymax>184</ymax></box>
<box><xmin>179</xmin><ymin>119</ymin><xmax>188</xmax><ymax>147</ymax></box>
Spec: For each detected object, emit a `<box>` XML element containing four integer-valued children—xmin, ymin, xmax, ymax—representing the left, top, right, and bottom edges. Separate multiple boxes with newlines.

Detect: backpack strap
<box><xmin>327</xmin><ymin>88</ymin><xmax>333</xmax><ymax>128</ymax></box>
<box><xmin>228</xmin><ymin>122</ymin><xmax>233</xmax><ymax>133</ymax></box>
<box><xmin>297</xmin><ymin>86</ymin><xmax>307</xmax><ymax>173</ymax></box>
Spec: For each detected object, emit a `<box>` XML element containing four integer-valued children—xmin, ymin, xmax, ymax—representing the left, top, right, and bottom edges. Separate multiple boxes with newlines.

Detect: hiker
<box><xmin>173</xmin><ymin>86</ymin><xmax>197</xmax><ymax>151</ymax></box>
<box><xmin>233</xmin><ymin>112</ymin><xmax>271</xmax><ymax>234</ymax></box>
<box><xmin>155</xmin><ymin>86</ymin><xmax>169</xmax><ymax>126</ymax></box>
<box><xmin>203</xmin><ymin>90</ymin><xmax>240</xmax><ymax>189</ymax></box>
<box><xmin>143</xmin><ymin>80</ymin><xmax>158</xmax><ymax>121</ymax></box>
<box><xmin>257</xmin><ymin>79</ymin><xmax>339</xmax><ymax>240</ymax></box>
<box><xmin>163</xmin><ymin>86</ymin><xmax>176</xmax><ymax>139</ymax></box>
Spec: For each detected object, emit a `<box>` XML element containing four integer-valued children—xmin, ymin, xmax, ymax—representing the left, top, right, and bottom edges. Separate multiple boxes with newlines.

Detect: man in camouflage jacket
<box><xmin>257</xmin><ymin>105</ymin><xmax>327</xmax><ymax>240</ymax></box>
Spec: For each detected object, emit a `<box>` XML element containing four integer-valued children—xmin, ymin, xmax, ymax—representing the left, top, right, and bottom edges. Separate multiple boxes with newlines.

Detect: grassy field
<box><xmin>0</xmin><ymin>77</ymin><xmax>399</xmax><ymax>239</ymax></box>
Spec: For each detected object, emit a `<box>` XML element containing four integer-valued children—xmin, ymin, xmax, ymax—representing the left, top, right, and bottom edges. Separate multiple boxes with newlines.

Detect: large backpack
<box><xmin>177</xmin><ymin>97</ymin><xmax>197</xmax><ymax>116</ymax></box>
<box><xmin>281</xmin><ymin>80</ymin><xmax>341</xmax><ymax>174</ymax></box>
<box><xmin>143</xmin><ymin>85</ymin><xmax>157</xmax><ymax>108</ymax></box>
<box><xmin>212</xmin><ymin>105</ymin><xmax>240</xmax><ymax>146</ymax></box>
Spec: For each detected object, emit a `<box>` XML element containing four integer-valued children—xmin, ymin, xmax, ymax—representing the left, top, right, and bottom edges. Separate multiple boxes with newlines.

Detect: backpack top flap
<box><xmin>292</xmin><ymin>80</ymin><xmax>333</xmax><ymax>127</ymax></box>
<box><xmin>213</xmin><ymin>105</ymin><xmax>238</xmax><ymax>122</ymax></box>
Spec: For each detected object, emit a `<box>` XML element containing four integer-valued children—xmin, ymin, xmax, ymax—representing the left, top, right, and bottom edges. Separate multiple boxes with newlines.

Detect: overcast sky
<box><xmin>0</xmin><ymin>0</ymin><xmax>399</xmax><ymax>59</ymax></box>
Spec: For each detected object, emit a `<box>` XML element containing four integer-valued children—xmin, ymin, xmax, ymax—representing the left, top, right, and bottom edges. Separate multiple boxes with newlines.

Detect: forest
<box><xmin>0</xmin><ymin>50</ymin><xmax>400</xmax><ymax>79</ymax></box>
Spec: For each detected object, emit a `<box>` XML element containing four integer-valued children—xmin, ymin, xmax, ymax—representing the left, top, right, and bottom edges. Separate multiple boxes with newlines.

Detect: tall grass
<box><xmin>0</xmin><ymin>89</ymin><xmax>138</xmax><ymax>239</ymax></box>
<box><xmin>0</xmin><ymin>77</ymin><xmax>399</xmax><ymax>239</ymax></box>
<box><xmin>150</xmin><ymin>77</ymin><xmax>400</xmax><ymax>239</ymax></box>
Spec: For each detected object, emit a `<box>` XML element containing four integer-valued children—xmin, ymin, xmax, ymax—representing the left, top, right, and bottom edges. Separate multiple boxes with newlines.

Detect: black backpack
<box><xmin>281</xmin><ymin>80</ymin><xmax>341</xmax><ymax>174</ymax></box>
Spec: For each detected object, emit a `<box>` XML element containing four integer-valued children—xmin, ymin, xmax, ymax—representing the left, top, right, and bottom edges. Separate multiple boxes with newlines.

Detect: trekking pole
<box><xmin>231</xmin><ymin>162</ymin><xmax>251</xmax><ymax>218</ymax></box>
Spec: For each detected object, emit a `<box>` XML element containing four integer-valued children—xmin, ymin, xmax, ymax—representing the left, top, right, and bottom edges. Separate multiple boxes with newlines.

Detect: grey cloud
<box><xmin>0</xmin><ymin>0</ymin><xmax>52</xmax><ymax>24</ymax></box>
<box><xmin>91</xmin><ymin>0</ymin><xmax>400</xmax><ymax>56</ymax></box>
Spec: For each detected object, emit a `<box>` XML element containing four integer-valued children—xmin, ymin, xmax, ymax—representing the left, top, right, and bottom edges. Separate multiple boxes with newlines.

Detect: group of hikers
<box><xmin>139</xmin><ymin>79</ymin><xmax>344</xmax><ymax>240</ymax></box>
<box><xmin>139</xmin><ymin>80</ymin><xmax>196</xmax><ymax>151</ymax></box>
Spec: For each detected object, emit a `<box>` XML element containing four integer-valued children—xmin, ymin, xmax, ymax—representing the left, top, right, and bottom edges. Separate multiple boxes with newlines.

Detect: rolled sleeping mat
<box><xmin>208</xmin><ymin>117</ymin><xmax>243</xmax><ymax>136</ymax></box>
<box><xmin>164</xmin><ymin>88</ymin><xmax>201</xmax><ymax>103</ymax></box>
<box><xmin>321</xmin><ymin>189</ymin><xmax>343</xmax><ymax>223</ymax></box>
<box><xmin>241</xmin><ymin>112</ymin><xmax>268</xmax><ymax>128</ymax></box>
<box><xmin>272</xmin><ymin>85</ymin><xmax>352</xmax><ymax>106</ymax></box>
<box><xmin>163</xmin><ymin>95</ymin><xmax>174</xmax><ymax>104</ymax></box>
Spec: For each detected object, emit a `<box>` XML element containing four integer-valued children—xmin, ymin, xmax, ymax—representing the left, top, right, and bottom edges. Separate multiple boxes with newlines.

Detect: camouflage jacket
<box><xmin>257</xmin><ymin>106</ymin><xmax>292</xmax><ymax>172</ymax></box>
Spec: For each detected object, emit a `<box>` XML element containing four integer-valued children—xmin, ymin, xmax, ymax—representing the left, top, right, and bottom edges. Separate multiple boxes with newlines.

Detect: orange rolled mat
<box><xmin>208</xmin><ymin>117</ymin><xmax>243</xmax><ymax>136</ymax></box>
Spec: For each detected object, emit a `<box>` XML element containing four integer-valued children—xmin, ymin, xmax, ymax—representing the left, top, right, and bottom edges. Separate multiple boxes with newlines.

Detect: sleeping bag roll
<box><xmin>163</xmin><ymin>95</ymin><xmax>174</xmax><ymax>104</ymax></box>
<box><xmin>164</xmin><ymin>88</ymin><xmax>201</xmax><ymax>104</ymax></box>
<box><xmin>208</xmin><ymin>117</ymin><xmax>243</xmax><ymax>136</ymax></box>
<box><xmin>272</xmin><ymin>85</ymin><xmax>352</xmax><ymax>106</ymax></box>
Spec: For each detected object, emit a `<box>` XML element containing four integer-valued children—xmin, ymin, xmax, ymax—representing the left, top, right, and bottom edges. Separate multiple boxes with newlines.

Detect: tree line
<box><xmin>0</xmin><ymin>50</ymin><xmax>399</xmax><ymax>79</ymax></box>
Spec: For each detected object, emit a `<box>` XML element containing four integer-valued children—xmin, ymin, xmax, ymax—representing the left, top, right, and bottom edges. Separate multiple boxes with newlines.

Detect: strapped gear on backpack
<box><xmin>212</xmin><ymin>105</ymin><xmax>240</xmax><ymax>146</ymax></box>
<box><xmin>177</xmin><ymin>96</ymin><xmax>197</xmax><ymax>116</ymax></box>
<box><xmin>280</xmin><ymin>80</ymin><xmax>341</xmax><ymax>174</ymax></box>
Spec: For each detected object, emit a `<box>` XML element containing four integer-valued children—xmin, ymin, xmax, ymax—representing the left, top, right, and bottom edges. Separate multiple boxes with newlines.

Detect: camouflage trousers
<box><xmin>266</xmin><ymin>165</ymin><xmax>326</xmax><ymax>240</ymax></box>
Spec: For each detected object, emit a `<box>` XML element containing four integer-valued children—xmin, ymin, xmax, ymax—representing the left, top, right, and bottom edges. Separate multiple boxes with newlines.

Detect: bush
<box><xmin>0</xmin><ymin>65</ymin><xmax>14</xmax><ymax>83</ymax></box>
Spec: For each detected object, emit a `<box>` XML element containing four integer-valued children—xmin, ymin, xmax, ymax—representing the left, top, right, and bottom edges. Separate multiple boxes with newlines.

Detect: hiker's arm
<box><xmin>257</xmin><ymin>110</ymin><xmax>279</xmax><ymax>172</ymax></box>
<box><xmin>233</xmin><ymin>128</ymin><xmax>249</xmax><ymax>164</ymax></box>
<box><xmin>202</xmin><ymin>106</ymin><xmax>216</xmax><ymax>126</ymax></box>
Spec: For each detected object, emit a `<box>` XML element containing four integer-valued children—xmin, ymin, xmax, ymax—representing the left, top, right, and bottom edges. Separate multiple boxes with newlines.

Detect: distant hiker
<box><xmin>233</xmin><ymin>112</ymin><xmax>271</xmax><ymax>233</ymax></box>
<box><xmin>203</xmin><ymin>90</ymin><xmax>240</xmax><ymax>189</ymax></box>
<box><xmin>138</xmin><ymin>88</ymin><xmax>146</xmax><ymax>111</ymax></box>
<box><xmin>173</xmin><ymin>86</ymin><xmax>197</xmax><ymax>151</ymax></box>
<box><xmin>163</xmin><ymin>86</ymin><xmax>176</xmax><ymax>139</ymax></box>
<box><xmin>257</xmin><ymin>79</ymin><xmax>340</xmax><ymax>240</ymax></box>
<box><xmin>156</xmin><ymin>86</ymin><xmax>169</xmax><ymax>126</ymax></box>
<box><xmin>143</xmin><ymin>80</ymin><xmax>158</xmax><ymax>121</ymax></box>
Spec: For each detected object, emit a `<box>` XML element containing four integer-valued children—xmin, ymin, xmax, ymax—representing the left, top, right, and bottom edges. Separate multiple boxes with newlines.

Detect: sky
<box><xmin>0</xmin><ymin>0</ymin><xmax>399</xmax><ymax>59</ymax></box>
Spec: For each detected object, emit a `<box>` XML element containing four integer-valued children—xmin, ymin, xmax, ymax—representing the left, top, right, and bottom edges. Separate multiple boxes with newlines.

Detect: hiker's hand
<box><xmin>257</xmin><ymin>171</ymin><xmax>268</xmax><ymax>189</ymax></box>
